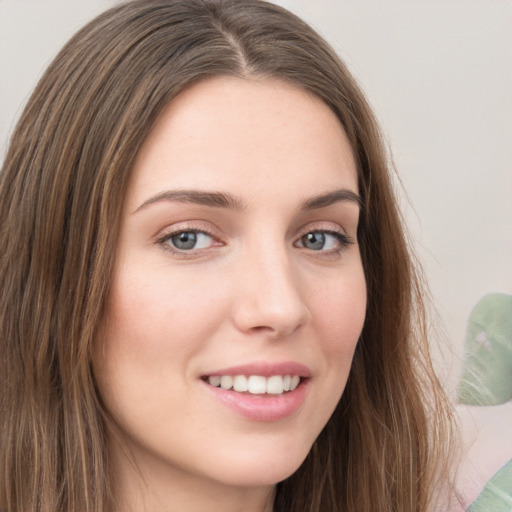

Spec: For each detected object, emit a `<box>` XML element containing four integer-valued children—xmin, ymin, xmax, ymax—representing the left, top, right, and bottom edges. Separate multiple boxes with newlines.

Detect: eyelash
<box><xmin>156</xmin><ymin>226</ymin><xmax>354</xmax><ymax>258</ymax></box>
<box><xmin>295</xmin><ymin>229</ymin><xmax>354</xmax><ymax>254</ymax></box>
<box><xmin>156</xmin><ymin>228</ymin><xmax>220</xmax><ymax>258</ymax></box>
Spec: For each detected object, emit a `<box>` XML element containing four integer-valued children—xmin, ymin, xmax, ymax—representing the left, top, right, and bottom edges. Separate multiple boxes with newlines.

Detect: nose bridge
<box><xmin>232</xmin><ymin>231</ymin><xmax>310</xmax><ymax>337</ymax></box>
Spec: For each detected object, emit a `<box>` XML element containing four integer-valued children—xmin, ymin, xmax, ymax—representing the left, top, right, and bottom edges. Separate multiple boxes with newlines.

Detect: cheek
<box><xmin>310</xmin><ymin>269</ymin><xmax>367</xmax><ymax>357</ymax></box>
<box><xmin>306</xmin><ymin>267</ymin><xmax>366</xmax><ymax>420</ymax></box>
<box><xmin>92</xmin><ymin>269</ymin><xmax>229</xmax><ymax>431</ymax></box>
<box><xmin>297</xmin><ymin>269</ymin><xmax>366</xmax><ymax>447</ymax></box>
<box><xmin>100</xmin><ymin>266</ymin><xmax>225</xmax><ymax>357</ymax></box>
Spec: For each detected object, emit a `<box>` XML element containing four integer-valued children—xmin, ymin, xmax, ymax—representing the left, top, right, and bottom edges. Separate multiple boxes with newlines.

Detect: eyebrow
<box><xmin>300</xmin><ymin>189</ymin><xmax>363</xmax><ymax>210</ymax></box>
<box><xmin>133</xmin><ymin>187</ymin><xmax>362</xmax><ymax>214</ymax></box>
<box><xmin>134</xmin><ymin>190</ymin><xmax>246</xmax><ymax>213</ymax></box>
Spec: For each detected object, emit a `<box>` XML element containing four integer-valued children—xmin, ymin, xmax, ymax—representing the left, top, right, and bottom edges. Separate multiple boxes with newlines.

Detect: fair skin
<box><xmin>94</xmin><ymin>77</ymin><xmax>367</xmax><ymax>512</ymax></box>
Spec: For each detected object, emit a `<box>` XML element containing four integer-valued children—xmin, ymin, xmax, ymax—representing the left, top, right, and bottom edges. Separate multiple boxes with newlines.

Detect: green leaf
<box><xmin>458</xmin><ymin>294</ymin><xmax>512</xmax><ymax>406</ymax></box>
<box><xmin>468</xmin><ymin>459</ymin><xmax>512</xmax><ymax>512</ymax></box>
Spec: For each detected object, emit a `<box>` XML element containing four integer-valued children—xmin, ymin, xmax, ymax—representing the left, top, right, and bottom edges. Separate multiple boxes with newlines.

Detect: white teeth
<box><xmin>208</xmin><ymin>375</ymin><xmax>221</xmax><ymax>387</ymax></box>
<box><xmin>220</xmin><ymin>375</ymin><xmax>233</xmax><ymax>390</ymax></box>
<box><xmin>266</xmin><ymin>375</ymin><xmax>284</xmax><ymax>394</ymax></box>
<box><xmin>233</xmin><ymin>375</ymin><xmax>248</xmax><ymax>392</ymax></box>
<box><xmin>248</xmin><ymin>375</ymin><xmax>267</xmax><ymax>394</ymax></box>
<box><xmin>207</xmin><ymin>374</ymin><xmax>302</xmax><ymax>394</ymax></box>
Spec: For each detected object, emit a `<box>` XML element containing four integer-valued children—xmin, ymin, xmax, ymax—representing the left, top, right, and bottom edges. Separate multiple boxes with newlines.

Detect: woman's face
<box><xmin>94</xmin><ymin>77</ymin><xmax>366</xmax><ymax>495</ymax></box>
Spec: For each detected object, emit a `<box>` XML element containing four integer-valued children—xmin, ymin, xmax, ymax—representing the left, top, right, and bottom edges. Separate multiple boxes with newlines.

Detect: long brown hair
<box><xmin>0</xmin><ymin>1</ymin><xmax>454</xmax><ymax>510</ymax></box>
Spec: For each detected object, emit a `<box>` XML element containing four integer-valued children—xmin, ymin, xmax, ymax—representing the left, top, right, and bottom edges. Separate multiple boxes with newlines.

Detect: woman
<box><xmin>0</xmin><ymin>1</ymin><xmax>455</xmax><ymax>511</ymax></box>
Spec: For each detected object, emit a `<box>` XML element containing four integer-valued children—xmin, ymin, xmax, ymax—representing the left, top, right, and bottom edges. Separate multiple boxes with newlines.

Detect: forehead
<box><xmin>126</xmin><ymin>76</ymin><xmax>358</xmax><ymax>209</ymax></box>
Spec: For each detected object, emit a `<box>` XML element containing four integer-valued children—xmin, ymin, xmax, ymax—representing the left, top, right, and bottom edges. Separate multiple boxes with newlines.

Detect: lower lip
<box><xmin>202</xmin><ymin>379</ymin><xmax>309</xmax><ymax>422</ymax></box>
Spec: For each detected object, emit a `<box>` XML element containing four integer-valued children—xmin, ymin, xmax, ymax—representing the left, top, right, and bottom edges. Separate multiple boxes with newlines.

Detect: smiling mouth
<box><xmin>203</xmin><ymin>374</ymin><xmax>303</xmax><ymax>395</ymax></box>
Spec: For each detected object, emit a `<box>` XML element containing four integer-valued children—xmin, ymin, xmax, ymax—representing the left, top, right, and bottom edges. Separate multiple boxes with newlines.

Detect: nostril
<box><xmin>251</xmin><ymin>325</ymin><xmax>276</xmax><ymax>333</ymax></box>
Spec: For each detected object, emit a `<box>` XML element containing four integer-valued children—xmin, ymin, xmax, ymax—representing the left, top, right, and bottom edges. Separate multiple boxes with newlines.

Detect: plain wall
<box><xmin>1</xmin><ymin>0</ymin><xmax>511</xmax><ymax>394</ymax></box>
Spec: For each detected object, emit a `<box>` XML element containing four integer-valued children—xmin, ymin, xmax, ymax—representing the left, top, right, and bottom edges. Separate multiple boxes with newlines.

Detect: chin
<box><xmin>199</xmin><ymin>434</ymin><xmax>313</xmax><ymax>488</ymax></box>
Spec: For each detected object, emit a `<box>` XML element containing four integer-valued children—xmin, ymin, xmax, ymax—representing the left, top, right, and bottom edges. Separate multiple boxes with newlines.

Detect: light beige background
<box><xmin>1</xmin><ymin>0</ymin><xmax>511</xmax><ymax>394</ymax></box>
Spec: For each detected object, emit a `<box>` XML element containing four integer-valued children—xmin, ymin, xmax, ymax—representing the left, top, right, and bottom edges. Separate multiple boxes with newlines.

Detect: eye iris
<box><xmin>303</xmin><ymin>232</ymin><xmax>325</xmax><ymax>250</ymax></box>
<box><xmin>171</xmin><ymin>232</ymin><xmax>197</xmax><ymax>250</ymax></box>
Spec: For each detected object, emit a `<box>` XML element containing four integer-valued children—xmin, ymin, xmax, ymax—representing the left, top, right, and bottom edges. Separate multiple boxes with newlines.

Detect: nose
<box><xmin>231</xmin><ymin>242</ymin><xmax>311</xmax><ymax>339</ymax></box>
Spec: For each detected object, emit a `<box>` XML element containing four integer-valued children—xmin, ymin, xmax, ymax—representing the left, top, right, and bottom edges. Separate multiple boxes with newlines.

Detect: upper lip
<box><xmin>202</xmin><ymin>361</ymin><xmax>312</xmax><ymax>378</ymax></box>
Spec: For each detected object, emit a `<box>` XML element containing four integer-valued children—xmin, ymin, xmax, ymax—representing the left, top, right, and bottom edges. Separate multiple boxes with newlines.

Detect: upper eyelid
<box><xmin>156</xmin><ymin>227</ymin><xmax>219</xmax><ymax>246</ymax></box>
<box><xmin>154</xmin><ymin>220</ymin><xmax>219</xmax><ymax>240</ymax></box>
<box><xmin>292</xmin><ymin>220</ymin><xmax>350</xmax><ymax>238</ymax></box>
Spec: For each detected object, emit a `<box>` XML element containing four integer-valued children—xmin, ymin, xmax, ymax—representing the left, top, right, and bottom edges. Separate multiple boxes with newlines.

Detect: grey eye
<box><xmin>160</xmin><ymin>229</ymin><xmax>217</xmax><ymax>254</ymax></box>
<box><xmin>296</xmin><ymin>230</ymin><xmax>350</xmax><ymax>252</ymax></box>
<box><xmin>170</xmin><ymin>232</ymin><xmax>198</xmax><ymax>250</ymax></box>
<box><xmin>300</xmin><ymin>232</ymin><xmax>326</xmax><ymax>250</ymax></box>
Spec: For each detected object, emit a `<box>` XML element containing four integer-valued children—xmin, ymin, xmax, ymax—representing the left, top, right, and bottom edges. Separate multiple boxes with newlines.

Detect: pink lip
<box><xmin>203</xmin><ymin>361</ymin><xmax>312</xmax><ymax>378</ymax></box>
<box><xmin>202</xmin><ymin>380</ymin><xmax>309</xmax><ymax>422</ymax></box>
<box><xmin>200</xmin><ymin>361</ymin><xmax>311</xmax><ymax>422</ymax></box>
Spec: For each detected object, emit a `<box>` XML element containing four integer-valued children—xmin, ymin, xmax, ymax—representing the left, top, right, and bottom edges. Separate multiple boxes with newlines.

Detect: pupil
<box><xmin>304</xmin><ymin>232</ymin><xmax>325</xmax><ymax>250</ymax></box>
<box><xmin>172</xmin><ymin>232</ymin><xmax>197</xmax><ymax>250</ymax></box>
